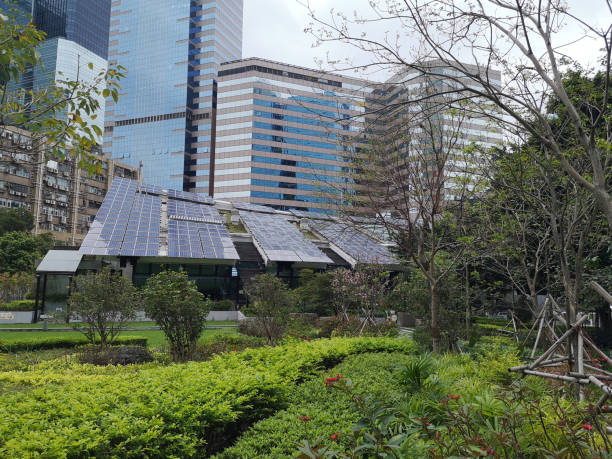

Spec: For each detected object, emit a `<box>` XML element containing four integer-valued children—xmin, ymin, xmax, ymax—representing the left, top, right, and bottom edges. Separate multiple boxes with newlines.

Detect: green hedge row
<box><xmin>0</xmin><ymin>300</ymin><xmax>36</xmax><ymax>311</ymax></box>
<box><xmin>0</xmin><ymin>335</ymin><xmax>148</xmax><ymax>352</ymax></box>
<box><xmin>0</xmin><ymin>337</ymin><xmax>417</xmax><ymax>458</ymax></box>
<box><xmin>215</xmin><ymin>352</ymin><xmax>416</xmax><ymax>458</ymax></box>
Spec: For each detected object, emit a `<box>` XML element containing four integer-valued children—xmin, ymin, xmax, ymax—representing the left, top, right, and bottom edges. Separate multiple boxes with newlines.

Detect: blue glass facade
<box><xmin>105</xmin><ymin>0</ymin><xmax>243</xmax><ymax>193</ymax></box>
<box><xmin>214</xmin><ymin>58</ymin><xmax>369</xmax><ymax>213</ymax></box>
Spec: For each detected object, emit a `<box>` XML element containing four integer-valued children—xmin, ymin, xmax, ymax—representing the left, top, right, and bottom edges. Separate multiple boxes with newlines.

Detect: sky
<box><xmin>243</xmin><ymin>0</ymin><xmax>611</xmax><ymax>82</ymax></box>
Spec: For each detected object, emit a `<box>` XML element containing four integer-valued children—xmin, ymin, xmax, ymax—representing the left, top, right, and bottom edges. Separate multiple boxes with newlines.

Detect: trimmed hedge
<box><xmin>0</xmin><ymin>335</ymin><xmax>148</xmax><ymax>352</ymax></box>
<box><xmin>0</xmin><ymin>300</ymin><xmax>36</xmax><ymax>311</ymax></box>
<box><xmin>0</xmin><ymin>337</ymin><xmax>416</xmax><ymax>458</ymax></box>
<box><xmin>215</xmin><ymin>352</ymin><xmax>416</xmax><ymax>458</ymax></box>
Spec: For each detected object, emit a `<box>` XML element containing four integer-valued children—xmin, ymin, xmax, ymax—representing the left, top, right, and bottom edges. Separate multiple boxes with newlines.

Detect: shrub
<box><xmin>211</xmin><ymin>299</ymin><xmax>235</xmax><ymax>311</ymax></box>
<box><xmin>77</xmin><ymin>345</ymin><xmax>154</xmax><ymax>366</ymax></box>
<box><xmin>0</xmin><ymin>299</ymin><xmax>35</xmax><ymax>311</ymax></box>
<box><xmin>69</xmin><ymin>266</ymin><xmax>139</xmax><ymax>348</ymax></box>
<box><xmin>192</xmin><ymin>334</ymin><xmax>266</xmax><ymax>361</ymax></box>
<box><xmin>0</xmin><ymin>335</ymin><xmax>148</xmax><ymax>352</ymax></box>
<box><xmin>0</xmin><ymin>272</ymin><xmax>33</xmax><ymax>303</ymax></box>
<box><xmin>246</xmin><ymin>274</ymin><xmax>295</xmax><ymax>345</ymax></box>
<box><xmin>0</xmin><ymin>337</ymin><xmax>417</xmax><ymax>458</ymax></box>
<box><xmin>143</xmin><ymin>270</ymin><xmax>212</xmax><ymax>362</ymax></box>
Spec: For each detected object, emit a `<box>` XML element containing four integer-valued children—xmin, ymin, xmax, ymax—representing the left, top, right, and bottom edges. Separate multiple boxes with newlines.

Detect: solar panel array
<box><xmin>231</xmin><ymin>201</ymin><xmax>277</xmax><ymax>214</ymax></box>
<box><xmin>80</xmin><ymin>177</ymin><xmax>238</xmax><ymax>260</ymax></box>
<box><xmin>167</xmin><ymin>199</ymin><xmax>238</xmax><ymax>259</ymax></box>
<box><xmin>121</xmin><ymin>192</ymin><xmax>161</xmax><ymax>256</ymax></box>
<box><xmin>80</xmin><ymin>178</ymin><xmax>138</xmax><ymax>255</ymax></box>
<box><xmin>289</xmin><ymin>209</ymin><xmax>333</xmax><ymax>221</ymax></box>
<box><xmin>310</xmin><ymin>221</ymin><xmax>398</xmax><ymax>265</ymax></box>
<box><xmin>239</xmin><ymin>211</ymin><xmax>332</xmax><ymax>263</ymax></box>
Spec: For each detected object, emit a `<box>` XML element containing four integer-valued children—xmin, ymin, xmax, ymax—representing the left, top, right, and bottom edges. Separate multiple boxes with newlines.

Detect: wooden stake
<box><xmin>531</xmin><ymin>308</ymin><xmax>546</xmax><ymax>359</ymax></box>
<box><xmin>585</xmin><ymin>363</ymin><xmax>612</xmax><ymax>377</ymax></box>
<box><xmin>591</xmin><ymin>281</ymin><xmax>612</xmax><ymax>305</ymax></box>
<box><xmin>578</xmin><ymin>329</ymin><xmax>585</xmax><ymax>401</ymax></box>
<box><xmin>528</xmin><ymin>314</ymin><xmax>589</xmax><ymax>370</ymax></box>
<box><xmin>523</xmin><ymin>369</ymin><xmax>589</xmax><ymax>384</ymax></box>
<box><xmin>588</xmin><ymin>376</ymin><xmax>612</xmax><ymax>397</ymax></box>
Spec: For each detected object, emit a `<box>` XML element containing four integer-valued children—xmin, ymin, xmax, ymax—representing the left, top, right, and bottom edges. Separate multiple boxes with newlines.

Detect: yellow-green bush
<box><xmin>0</xmin><ymin>337</ymin><xmax>417</xmax><ymax>458</ymax></box>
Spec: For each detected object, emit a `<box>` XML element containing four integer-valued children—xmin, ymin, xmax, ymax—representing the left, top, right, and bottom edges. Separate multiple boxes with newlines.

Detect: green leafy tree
<box><xmin>68</xmin><ymin>266</ymin><xmax>139</xmax><ymax>348</ymax></box>
<box><xmin>0</xmin><ymin>207</ymin><xmax>33</xmax><ymax>235</ymax></box>
<box><xmin>294</xmin><ymin>269</ymin><xmax>334</xmax><ymax>315</ymax></box>
<box><xmin>0</xmin><ymin>5</ymin><xmax>124</xmax><ymax>170</ymax></box>
<box><xmin>246</xmin><ymin>274</ymin><xmax>295</xmax><ymax>345</ymax></box>
<box><xmin>143</xmin><ymin>270</ymin><xmax>211</xmax><ymax>361</ymax></box>
<box><xmin>0</xmin><ymin>230</ymin><xmax>51</xmax><ymax>272</ymax></box>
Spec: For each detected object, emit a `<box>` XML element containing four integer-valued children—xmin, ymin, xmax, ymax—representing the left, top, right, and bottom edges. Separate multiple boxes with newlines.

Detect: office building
<box><xmin>214</xmin><ymin>58</ymin><xmax>371</xmax><ymax>213</ymax></box>
<box><xmin>104</xmin><ymin>0</ymin><xmax>244</xmax><ymax>194</ymax></box>
<box><xmin>0</xmin><ymin>127</ymin><xmax>138</xmax><ymax>245</ymax></box>
<box><xmin>7</xmin><ymin>0</ymin><xmax>111</xmax><ymax>139</ymax></box>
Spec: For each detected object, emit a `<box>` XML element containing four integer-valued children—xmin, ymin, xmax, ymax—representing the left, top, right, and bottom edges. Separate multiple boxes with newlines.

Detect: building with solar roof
<box><xmin>34</xmin><ymin>177</ymin><xmax>400</xmax><ymax>313</ymax></box>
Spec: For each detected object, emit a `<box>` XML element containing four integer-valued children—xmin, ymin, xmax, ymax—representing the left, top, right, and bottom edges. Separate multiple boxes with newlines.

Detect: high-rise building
<box><xmin>214</xmin><ymin>58</ymin><xmax>370</xmax><ymax>213</ymax></box>
<box><xmin>0</xmin><ymin>127</ymin><xmax>138</xmax><ymax>245</ymax></box>
<box><xmin>104</xmin><ymin>0</ymin><xmax>244</xmax><ymax>194</ymax></box>
<box><xmin>6</xmin><ymin>0</ymin><xmax>111</xmax><ymax>139</ymax></box>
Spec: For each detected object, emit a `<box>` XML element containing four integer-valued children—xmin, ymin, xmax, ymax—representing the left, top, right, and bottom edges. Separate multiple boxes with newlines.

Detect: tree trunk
<box><xmin>464</xmin><ymin>263</ymin><xmax>471</xmax><ymax>337</ymax></box>
<box><xmin>430</xmin><ymin>283</ymin><xmax>440</xmax><ymax>353</ymax></box>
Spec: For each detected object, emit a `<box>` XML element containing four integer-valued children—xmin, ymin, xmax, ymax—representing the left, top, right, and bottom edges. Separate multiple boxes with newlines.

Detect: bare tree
<box><xmin>348</xmin><ymin>74</ymin><xmax>483</xmax><ymax>352</ymax></box>
<box><xmin>302</xmin><ymin>0</ymin><xmax>612</xmax><ymax>229</ymax></box>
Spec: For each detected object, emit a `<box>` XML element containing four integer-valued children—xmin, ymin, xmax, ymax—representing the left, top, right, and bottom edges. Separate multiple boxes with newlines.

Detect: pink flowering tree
<box><xmin>330</xmin><ymin>264</ymin><xmax>391</xmax><ymax>332</ymax></box>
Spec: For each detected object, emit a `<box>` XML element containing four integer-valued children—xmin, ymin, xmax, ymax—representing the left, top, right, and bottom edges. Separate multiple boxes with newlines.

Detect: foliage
<box><xmin>0</xmin><ymin>335</ymin><xmax>147</xmax><ymax>353</ymax></box>
<box><xmin>0</xmin><ymin>6</ymin><xmax>125</xmax><ymax>168</ymax></box>
<box><xmin>0</xmin><ymin>272</ymin><xmax>33</xmax><ymax>303</ymax></box>
<box><xmin>211</xmin><ymin>299</ymin><xmax>236</xmax><ymax>311</ymax></box>
<box><xmin>192</xmin><ymin>334</ymin><xmax>266</xmax><ymax>361</ymax></box>
<box><xmin>329</xmin><ymin>264</ymin><xmax>391</xmax><ymax>330</ymax></box>
<box><xmin>69</xmin><ymin>266</ymin><xmax>139</xmax><ymax>348</ymax></box>
<box><xmin>143</xmin><ymin>270</ymin><xmax>211</xmax><ymax>362</ymax></box>
<box><xmin>294</xmin><ymin>269</ymin><xmax>335</xmax><ymax>316</ymax></box>
<box><xmin>216</xmin><ymin>352</ymin><xmax>418</xmax><ymax>459</ymax></box>
<box><xmin>0</xmin><ymin>208</ymin><xmax>33</xmax><ymax>235</ymax></box>
<box><xmin>77</xmin><ymin>345</ymin><xmax>154</xmax><ymax>366</ymax></box>
<box><xmin>0</xmin><ymin>337</ymin><xmax>417</xmax><ymax>458</ymax></box>
<box><xmin>0</xmin><ymin>231</ymin><xmax>52</xmax><ymax>273</ymax></box>
<box><xmin>400</xmin><ymin>267</ymin><xmax>466</xmax><ymax>351</ymax></box>
<box><xmin>246</xmin><ymin>273</ymin><xmax>295</xmax><ymax>345</ymax></box>
<box><xmin>0</xmin><ymin>299</ymin><xmax>35</xmax><ymax>311</ymax></box>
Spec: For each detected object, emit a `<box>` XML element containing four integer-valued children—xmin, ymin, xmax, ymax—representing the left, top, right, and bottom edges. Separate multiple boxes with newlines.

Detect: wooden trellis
<box><xmin>509</xmin><ymin>281</ymin><xmax>612</xmax><ymax>435</ymax></box>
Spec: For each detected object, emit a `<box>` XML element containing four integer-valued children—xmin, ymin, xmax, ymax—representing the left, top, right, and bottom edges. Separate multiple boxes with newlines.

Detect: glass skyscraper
<box><xmin>104</xmin><ymin>0</ymin><xmax>243</xmax><ymax>194</ymax></box>
<box><xmin>5</xmin><ymin>0</ymin><xmax>111</xmax><ymax>140</ymax></box>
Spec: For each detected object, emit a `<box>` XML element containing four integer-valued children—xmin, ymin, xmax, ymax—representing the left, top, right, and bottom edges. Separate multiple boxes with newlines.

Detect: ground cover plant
<box><xmin>0</xmin><ymin>337</ymin><xmax>416</xmax><ymax>457</ymax></box>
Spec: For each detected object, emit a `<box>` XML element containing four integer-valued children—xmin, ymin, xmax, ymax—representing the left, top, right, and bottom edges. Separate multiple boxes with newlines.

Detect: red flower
<box><xmin>330</xmin><ymin>433</ymin><xmax>338</xmax><ymax>440</ymax></box>
<box><xmin>583</xmin><ymin>423</ymin><xmax>593</xmax><ymax>431</ymax></box>
<box><xmin>298</xmin><ymin>416</ymin><xmax>312</xmax><ymax>422</ymax></box>
<box><xmin>449</xmin><ymin>394</ymin><xmax>461</xmax><ymax>401</ymax></box>
<box><xmin>325</xmin><ymin>376</ymin><xmax>339</xmax><ymax>386</ymax></box>
<box><xmin>337</xmin><ymin>373</ymin><xmax>344</xmax><ymax>378</ymax></box>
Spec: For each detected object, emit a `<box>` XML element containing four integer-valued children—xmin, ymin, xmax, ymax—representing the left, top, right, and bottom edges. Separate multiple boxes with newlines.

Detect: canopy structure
<box><xmin>36</xmin><ymin>250</ymin><xmax>83</xmax><ymax>274</ymax></box>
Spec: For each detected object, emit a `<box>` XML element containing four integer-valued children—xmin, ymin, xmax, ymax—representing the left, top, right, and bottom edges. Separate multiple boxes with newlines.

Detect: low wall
<box><xmin>1</xmin><ymin>310</ymin><xmax>245</xmax><ymax>325</ymax></box>
<box><xmin>0</xmin><ymin>311</ymin><xmax>35</xmax><ymax>324</ymax></box>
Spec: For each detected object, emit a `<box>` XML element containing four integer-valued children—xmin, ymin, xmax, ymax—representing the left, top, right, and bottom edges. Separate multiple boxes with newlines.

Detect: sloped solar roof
<box><xmin>37</xmin><ymin>250</ymin><xmax>83</xmax><ymax>273</ymax></box>
<box><xmin>289</xmin><ymin>209</ymin><xmax>334</xmax><ymax>220</ymax></box>
<box><xmin>80</xmin><ymin>178</ymin><xmax>238</xmax><ymax>260</ymax></box>
<box><xmin>231</xmin><ymin>201</ymin><xmax>277</xmax><ymax>214</ymax></box>
<box><xmin>310</xmin><ymin>220</ymin><xmax>398</xmax><ymax>265</ymax></box>
<box><xmin>239</xmin><ymin>211</ymin><xmax>333</xmax><ymax>264</ymax></box>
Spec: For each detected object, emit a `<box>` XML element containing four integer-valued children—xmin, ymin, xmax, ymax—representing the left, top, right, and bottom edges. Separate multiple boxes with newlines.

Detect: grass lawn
<box><xmin>0</xmin><ymin>327</ymin><xmax>238</xmax><ymax>349</ymax></box>
<box><xmin>0</xmin><ymin>320</ymin><xmax>237</xmax><ymax>329</ymax></box>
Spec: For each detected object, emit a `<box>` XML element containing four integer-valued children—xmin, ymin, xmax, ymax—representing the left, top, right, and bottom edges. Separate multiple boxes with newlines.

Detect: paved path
<box><xmin>0</xmin><ymin>325</ymin><xmax>238</xmax><ymax>332</ymax></box>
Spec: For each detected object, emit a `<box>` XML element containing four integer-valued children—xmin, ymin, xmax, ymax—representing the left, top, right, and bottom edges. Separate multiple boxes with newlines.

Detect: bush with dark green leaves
<box><xmin>0</xmin><ymin>335</ymin><xmax>147</xmax><ymax>352</ymax></box>
<box><xmin>0</xmin><ymin>299</ymin><xmax>35</xmax><ymax>311</ymax></box>
<box><xmin>143</xmin><ymin>270</ymin><xmax>212</xmax><ymax>361</ymax></box>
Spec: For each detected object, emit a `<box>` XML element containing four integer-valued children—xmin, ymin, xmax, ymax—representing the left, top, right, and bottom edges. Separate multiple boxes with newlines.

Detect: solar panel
<box><xmin>231</xmin><ymin>201</ymin><xmax>277</xmax><ymax>214</ymax></box>
<box><xmin>120</xmin><ymin>192</ymin><xmax>161</xmax><ymax>257</ymax></box>
<box><xmin>239</xmin><ymin>211</ymin><xmax>332</xmax><ymax>264</ymax></box>
<box><xmin>79</xmin><ymin>177</ymin><xmax>138</xmax><ymax>255</ymax></box>
<box><xmin>289</xmin><ymin>209</ymin><xmax>334</xmax><ymax>221</ymax></box>
<box><xmin>310</xmin><ymin>220</ymin><xmax>398</xmax><ymax>265</ymax></box>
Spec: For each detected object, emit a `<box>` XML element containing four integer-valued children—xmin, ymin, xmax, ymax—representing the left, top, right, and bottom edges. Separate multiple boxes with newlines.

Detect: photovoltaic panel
<box><xmin>167</xmin><ymin>198</ymin><xmax>238</xmax><ymax>260</ymax></box>
<box><xmin>289</xmin><ymin>209</ymin><xmax>333</xmax><ymax>221</ymax></box>
<box><xmin>310</xmin><ymin>221</ymin><xmax>398</xmax><ymax>265</ymax></box>
<box><xmin>239</xmin><ymin>211</ymin><xmax>332</xmax><ymax>264</ymax></box>
<box><xmin>79</xmin><ymin>177</ymin><xmax>138</xmax><ymax>255</ymax></box>
<box><xmin>121</xmin><ymin>192</ymin><xmax>161</xmax><ymax>257</ymax></box>
<box><xmin>231</xmin><ymin>201</ymin><xmax>277</xmax><ymax>214</ymax></box>
<box><xmin>168</xmin><ymin>189</ymin><xmax>214</xmax><ymax>205</ymax></box>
